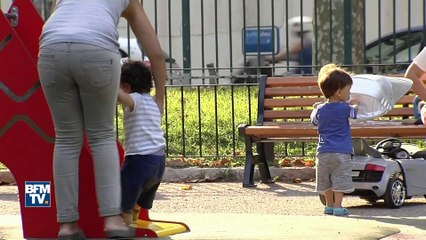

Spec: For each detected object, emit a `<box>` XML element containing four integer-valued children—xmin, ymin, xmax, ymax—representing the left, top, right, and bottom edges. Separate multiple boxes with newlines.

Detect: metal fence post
<box><xmin>344</xmin><ymin>0</ymin><xmax>352</xmax><ymax>65</ymax></box>
<box><xmin>182</xmin><ymin>0</ymin><xmax>191</xmax><ymax>84</ymax></box>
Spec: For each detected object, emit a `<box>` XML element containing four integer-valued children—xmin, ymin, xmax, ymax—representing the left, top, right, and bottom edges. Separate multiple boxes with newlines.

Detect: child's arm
<box><xmin>310</xmin><ymin>104</ymin><xmax>320</xmax><ymax>126</ymax></box>
<box><xmin>348</xmin><ymin>97</ymin><xmax>359</xmax><ymax>119</ymax></box>
<box><xmin>348</xmin><ymin>97</ymin><xmax>359</xmax><ymax>108</ymax></box>
<box><xmin>118</xmin><ymin>89</ymin><xmax>135</xmax><ymax>112</ymax></box>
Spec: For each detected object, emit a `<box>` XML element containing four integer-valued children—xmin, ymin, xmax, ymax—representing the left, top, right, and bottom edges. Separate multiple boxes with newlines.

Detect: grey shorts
<box><xmin>316</xmin><ymin>153</ymin><xmax>354</xmax><ymax>194</ymax></box>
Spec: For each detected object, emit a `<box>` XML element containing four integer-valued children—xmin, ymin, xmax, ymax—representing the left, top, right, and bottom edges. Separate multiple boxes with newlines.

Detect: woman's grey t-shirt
<box><xmin>40</xmin><ymin>0</ymin><xmax>130</xmax><ymax>51</ymax></box>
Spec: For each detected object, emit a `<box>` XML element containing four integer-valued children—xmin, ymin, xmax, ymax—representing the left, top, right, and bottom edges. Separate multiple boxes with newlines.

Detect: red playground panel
<box><xmin>0</xmin><ymin>0</ymin><xmax>188</xmax><ymax>238</ymax></box>
<box><xmin>0</xmin><ymin>0</ymin><xmax>107</xmax><ymax>237</ymax></box>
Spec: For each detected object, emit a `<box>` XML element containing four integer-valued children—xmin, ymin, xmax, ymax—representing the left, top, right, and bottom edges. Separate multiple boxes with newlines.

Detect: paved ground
<box><xmin>1</xmin><ymin>181</ymin><xmax>426</xmax><ymax>239</ymax></box>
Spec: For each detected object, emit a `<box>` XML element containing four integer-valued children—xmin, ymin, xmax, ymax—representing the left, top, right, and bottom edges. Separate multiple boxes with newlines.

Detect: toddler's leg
<box><xmin>333</xmin><ymin>192</ymin><xmax>350</xmax><ymax>216</ymax></box>
<box><xmin>324</xmin><ymin>190</ymin><xmax>334</xmax><ymax>207</ymax></box>
<box><xmin>333</xmin><ymin>192</ymin><xmax>344</xmax><ymax>208</ymax></box>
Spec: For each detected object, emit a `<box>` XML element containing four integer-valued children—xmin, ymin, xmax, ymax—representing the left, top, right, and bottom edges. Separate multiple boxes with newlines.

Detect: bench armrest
<box><xmin>238</xmin><ymin>124</ymin><xmax>249</xmax><ymax>137</ymax></box>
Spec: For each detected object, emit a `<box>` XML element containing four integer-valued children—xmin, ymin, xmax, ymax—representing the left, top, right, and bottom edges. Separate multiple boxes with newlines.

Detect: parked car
<box><xmin>365</xmin><ymin>26</ymin><xmax>426</xmax><ymax>73</ymax></box>
<box><xmin>118</xmin><ymin>38</ymin><xmax>183</xmax><ymax>85</ymax></box>
<box><xmin>319</xmin><ymin>137</ymin><xmax>426</xmax><ymax>208</ymax></box>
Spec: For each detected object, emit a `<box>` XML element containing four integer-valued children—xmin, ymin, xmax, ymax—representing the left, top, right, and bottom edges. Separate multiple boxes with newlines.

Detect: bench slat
<box><xmin>263</xmin><ymin>108</ymin><xmax>413</xmax><ymax>121</ymax></box>
<box><xmin>398</xmin><ymin>95</ymin><xmax>415</xmax><ymax>104</ymax></box>
<box><xmin>265</xmin><ymin>87</ymin><xmax>321</xmax><ymax>97</ymax></box>
<box><xmin>264</xmin><ymin>109</ymin><xmax>312</xmax><ymax>119</ymax></box>
<box><xmin>386</xmin><ymin>108</ymin><xmax>415</xmax><ymax>117</ymax></box>
<box><xmin>264</xmin><ymin>97</ymin><xmax>414</xmax><ymax>108</ymax></box>
<box><xmin>244</xmin><ymin>124</ymin><xmax>426</xmax><ymax>139</ymax></box>
<box><xmin>266</xmin><ymin>76</ymin><xmax>318</xmax><ymax>87</ymax></box>
<box><xmin>264</xmin><ymin>98</ymin><xmax>323</xmax><ymax>108</ymax></box>
<box><xmin>264</xmin><ymin>99</ymin><xmax>414</xmax><ymax>109</ymax></box>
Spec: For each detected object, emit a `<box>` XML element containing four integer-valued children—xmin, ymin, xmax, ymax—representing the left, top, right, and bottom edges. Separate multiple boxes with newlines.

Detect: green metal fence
<box><xmin>29</xmin><ymin>0</ymin><xmax>426</xmax><ymax>160</ymax></box>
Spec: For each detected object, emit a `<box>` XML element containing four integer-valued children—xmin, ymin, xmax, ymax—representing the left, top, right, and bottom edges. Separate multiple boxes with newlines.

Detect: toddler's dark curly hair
<box><xmin>120</xmin><ymin>60</ymin><xmax>153</xmax><ymax>93</ymax></box>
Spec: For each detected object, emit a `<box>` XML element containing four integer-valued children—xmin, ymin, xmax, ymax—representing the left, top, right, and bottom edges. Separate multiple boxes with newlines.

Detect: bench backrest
<box><xmin>257</xmin><ymin>75</ymin><xmax>416</xmax><ymax>126</ymax></box>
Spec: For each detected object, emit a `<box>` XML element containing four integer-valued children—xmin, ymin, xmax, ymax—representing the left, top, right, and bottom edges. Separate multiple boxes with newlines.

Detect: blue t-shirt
<box><xmin>310</xmin><ymin>101</ymin><xmax>357</xmax><ymax>154</ymax></box>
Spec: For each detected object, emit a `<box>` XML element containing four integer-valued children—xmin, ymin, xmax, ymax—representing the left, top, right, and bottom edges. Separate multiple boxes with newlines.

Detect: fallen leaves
<box><xmin>166</xmin><ymin>156</ymin><xmax>316</xmax><ymax>169</ymax></box>
<box><xmin>166</xmin><ymin>157</ymin><xmax>238</xmax><ymax>168</ymax></box>
<box><xmin>181</xmin><ymin>184</ymin><xmax>193</xmax><ymax>190</ymax></box>
<box><xmin>292</xmin><ymin>178</ymin><xmax>302</xmax><ymax>183</ymax></box>
<box><xmin>278</xmin><ymin>157</ymin><xmax>316</xmax><ymax>167</ymax></box>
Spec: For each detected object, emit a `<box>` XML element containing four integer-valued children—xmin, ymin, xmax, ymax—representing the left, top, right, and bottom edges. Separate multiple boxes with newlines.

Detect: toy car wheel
<box><xmin>383</xmin><ymin>177</ymin><xmax>406</xmax><ymax>208</ymax></box>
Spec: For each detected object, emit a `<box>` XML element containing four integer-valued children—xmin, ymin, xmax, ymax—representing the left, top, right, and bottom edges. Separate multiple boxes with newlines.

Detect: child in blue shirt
<box><xmin>310</xmin><ymin>63</ymin><xmax>359</xmax><ymax>216</ymax></box>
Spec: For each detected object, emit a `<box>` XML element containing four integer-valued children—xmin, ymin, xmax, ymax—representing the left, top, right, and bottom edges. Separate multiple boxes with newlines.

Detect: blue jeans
<box><xmin>121</xmin><ymin>154</ymin><xmax>166</xmax><ymax>211</ymax></box>
<box><xmin>38</xmin><ymin>43</ymin><xmax>122</xmax><ymax>222</ymax></box>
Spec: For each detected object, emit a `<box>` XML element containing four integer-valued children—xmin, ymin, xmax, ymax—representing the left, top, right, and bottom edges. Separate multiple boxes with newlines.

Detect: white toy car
<box><xmin>320</xmin><ymin>137</ymin><xmax>426</xmax><ymax>208</ymax></box>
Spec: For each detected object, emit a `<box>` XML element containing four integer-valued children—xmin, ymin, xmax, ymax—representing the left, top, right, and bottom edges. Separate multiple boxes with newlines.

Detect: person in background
<box><xmin>405</xmin><ymin>47</ymin><xmax>426</xmax><ymax>124</ymax></box>
<box><xmin>37</xmin><ymin>0</ymin><xmax>166</xmax><ymax>239</ymax></box>
<box><xmin>405</xmin><ymin>47</ymin><xmax>426</xmax><ymax>101</ymax></box>
<box><xmin>231</xmin><ymin>16</ymin><xmax>313</xmax><ymax>83</ymax></box>
<box><xmin>310</xmin><ymin>64</ymin><xmax>358</xmax><ymax>216</ymax></box>
<box><xmin>117</xmin><ymin>60</ymin><xmax>166</xmax><ymax>226</ymax></box>
<box><xmin>265</xmin><ymin>16</ymin><xmax>313</xmax><ymax>75</ymax></box>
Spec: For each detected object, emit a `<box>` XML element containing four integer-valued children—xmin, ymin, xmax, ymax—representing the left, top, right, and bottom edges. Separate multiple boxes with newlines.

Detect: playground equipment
<box><xmin>0</xmin><ymin>0</ymin><xmax>189</xmax><ymax>238</ymax></box>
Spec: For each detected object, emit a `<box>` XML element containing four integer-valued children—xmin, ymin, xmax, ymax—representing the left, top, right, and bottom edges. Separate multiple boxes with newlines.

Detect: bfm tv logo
<box><xmin>25</xmin><ymin>181</ymin><xmax>51</xmax><ymax>207</ymax></box>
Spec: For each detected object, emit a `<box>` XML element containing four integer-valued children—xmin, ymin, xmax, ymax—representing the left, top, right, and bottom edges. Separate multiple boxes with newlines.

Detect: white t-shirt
<box><xmin>413</xmin><ymin>47</ymin><xmax>426</xmax><ymax>71</ymax></box>
<box><xmin>40</xmin><ymin>0</ymin><xmax>130</xmax><ymax>50</ymax></box>
<box><xmin>123</xmin><ymin>93</ymin><xmax>166</xmax><ymax>156</ymax></box>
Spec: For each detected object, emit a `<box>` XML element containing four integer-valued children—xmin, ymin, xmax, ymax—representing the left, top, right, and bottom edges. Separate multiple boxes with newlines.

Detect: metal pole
<box><xmin>343</xmin><ymin>0</ymin><xmax>352</xmax><ymax>65</ymax></box>
<box><xmin>182</xmin><ymin>0</ymin><xmax>191</xmax><ymax>84</ymax></box>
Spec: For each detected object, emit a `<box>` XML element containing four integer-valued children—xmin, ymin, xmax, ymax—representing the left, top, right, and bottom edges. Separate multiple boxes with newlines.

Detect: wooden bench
<box><xmin>238</xmin><ymin>75</ymin><xmax>426</xmax><ymax>187</ymax></box>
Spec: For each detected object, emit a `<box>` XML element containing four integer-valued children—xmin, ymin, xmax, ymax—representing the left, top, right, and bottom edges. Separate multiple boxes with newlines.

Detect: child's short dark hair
<box><xmin>317</xmin><ymin>63</ymin><xmax>353</xmax><ymax>98</ymax></box>
<box><xmin>120</xmin><ymin>60</ymin><xmax>153</xmax><ymax>93</ymax></box>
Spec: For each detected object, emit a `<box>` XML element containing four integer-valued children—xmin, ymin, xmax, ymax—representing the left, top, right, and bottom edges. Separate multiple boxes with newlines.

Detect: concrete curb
<box><xmin>162</xmin><ymin>166</ymin><xmax>315</xmax><ymax>182</ymax></box>
<box><xmin>0</xmin><ymin>167</ymin><xmax>315</xmax><ymax>184</ymax></box>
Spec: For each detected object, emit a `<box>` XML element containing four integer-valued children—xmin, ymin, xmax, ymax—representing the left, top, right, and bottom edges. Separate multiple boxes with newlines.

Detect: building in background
<box><xmin>3</xmin><ymin>0</ymin><xmax>425</xmax><ymax>84</ymax></box>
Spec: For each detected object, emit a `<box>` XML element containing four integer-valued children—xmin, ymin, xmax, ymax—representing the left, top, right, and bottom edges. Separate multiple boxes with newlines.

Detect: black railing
<box><xmin>29</xmin><ymin>0</ymin><xmax>426</xmax><ymax>160</ymax></box>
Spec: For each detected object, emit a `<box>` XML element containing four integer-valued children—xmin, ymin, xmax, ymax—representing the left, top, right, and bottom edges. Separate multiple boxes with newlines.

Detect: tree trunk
<box><xmin>313</xmin><ymin>0</ymin><xmax>365</xmax><ymax>73</ymax></box>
